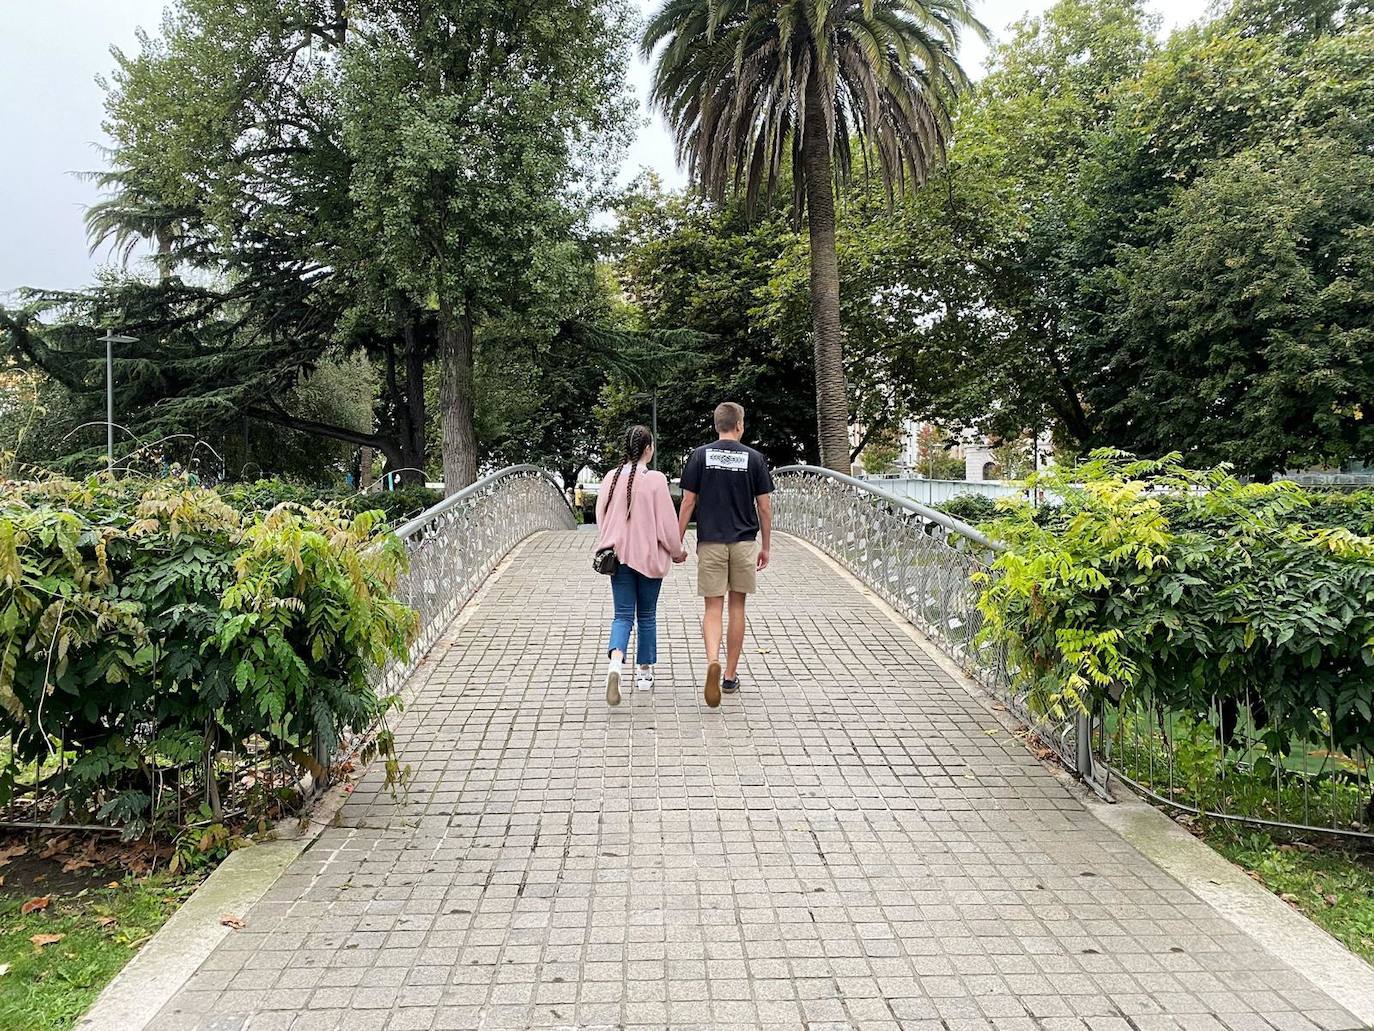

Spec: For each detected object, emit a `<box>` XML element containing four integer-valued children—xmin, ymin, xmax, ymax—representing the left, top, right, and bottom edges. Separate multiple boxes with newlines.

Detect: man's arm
<box><xmin>756</xmin><ymin>493</ymin><xmax>772</xmax><ymax>571</ymax></box>
<box><xmin>678</xmin><ymin>490</ymin><xmax>697</xmax><ymax>544</ymax></box>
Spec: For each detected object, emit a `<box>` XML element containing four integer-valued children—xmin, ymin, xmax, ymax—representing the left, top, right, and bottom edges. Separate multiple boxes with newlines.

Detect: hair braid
<box><xmin>610</xmin><ymin>424</ymin><xmax>653</xmax><ymax>519</ymax></box>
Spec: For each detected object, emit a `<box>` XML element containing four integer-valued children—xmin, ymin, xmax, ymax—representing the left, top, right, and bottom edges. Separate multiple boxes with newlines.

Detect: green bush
<box><xmin>978</xmin><ymin>452</ymin><xmax>1374</xmax><ymax>772</ymax></box>
<box><xmin>0</xmin><ymin>474</ymin><xmax>415</xmax><ymax>835</ymax></box>
<box><xmin>216</xmin><ymin>478</ymin><xmax>442</xmax><ymax>526</ymax></box>
<box><xmin>935</xmin><ymin>493</ymin><xmax>999</xmax><ymax>524</ymax></box>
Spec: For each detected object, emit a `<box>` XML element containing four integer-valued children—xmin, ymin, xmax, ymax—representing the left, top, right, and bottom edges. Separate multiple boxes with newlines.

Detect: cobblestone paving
<box><xmin>149</xmin><ymin>531</ymin><xmax>1361</xmax><ymax>1031</ymax></box>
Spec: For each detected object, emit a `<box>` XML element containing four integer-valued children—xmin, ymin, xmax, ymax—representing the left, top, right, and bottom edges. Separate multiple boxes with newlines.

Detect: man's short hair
<box><xmin>714</xmin><ymin>402</ymin><xmax>744</xmax><ymax>434</ymax></box>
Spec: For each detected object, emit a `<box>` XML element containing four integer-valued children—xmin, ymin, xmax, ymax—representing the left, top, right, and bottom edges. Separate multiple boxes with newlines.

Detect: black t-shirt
<box><xmin>681</xmin><ymin>439</ymin><xmax>775</xmax><ymax>543</ymax></box>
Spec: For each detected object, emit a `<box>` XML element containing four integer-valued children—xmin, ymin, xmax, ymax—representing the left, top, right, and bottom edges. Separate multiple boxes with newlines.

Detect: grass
<box><xmin>0</xmin><ymin>874</ymin><xmax>200</xmax><ymax>1031</ymax></box>
<box><xmin>1199</xmin><ymin>823</ymin><xmax>1374</xmax><ymax>965</ymax></box>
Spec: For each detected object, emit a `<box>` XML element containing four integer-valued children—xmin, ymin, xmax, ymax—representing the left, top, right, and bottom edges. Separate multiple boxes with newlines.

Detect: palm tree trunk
<box><xmin>439</xmin><ymin>304</ymin><xmax>479</xmax><ymax>494</ymax></box>
<box><xmin>801</xmin><ymin>77</ymin><xmax>851</xmax><ymax>473</ymax></box>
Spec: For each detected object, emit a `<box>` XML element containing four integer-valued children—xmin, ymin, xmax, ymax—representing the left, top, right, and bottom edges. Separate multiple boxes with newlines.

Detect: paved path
<box><xmin>149</xmin><ymin>532</ymin><xmax>1361</xmax><ymax>1031</ymax></box>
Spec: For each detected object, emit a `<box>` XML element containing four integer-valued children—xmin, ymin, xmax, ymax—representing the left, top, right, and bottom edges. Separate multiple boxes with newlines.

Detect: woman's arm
<box><xmin>653</xmin><ymin>476</ymin><xmax>686</xmax><ymax>559</ymax></box>
<box><xmin>595</xmin><ymin>473</ymin><xmax>611</xmax><ymax>525</ymax></box>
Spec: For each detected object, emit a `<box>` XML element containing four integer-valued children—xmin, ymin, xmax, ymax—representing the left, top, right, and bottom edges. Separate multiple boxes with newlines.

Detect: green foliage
<box><xmin>0</xmin><ymin>474</ymin><xmax>415</xmax><ymax>834</ymax></box>
<box><xmin>216</xmin><ymin>479</ymin><xmax>441</xmax><ymax>526</ymax></box>
<box><xmin>936</xmin><ymin>494</ymin><xmax>999</xmax><ymax>524</ymax></box>
<box><xmin>606</xmin><ymin>180</ymin><xmax>818</xmax><ymax>470</ymax></box>
<box><xmin>3</xmin><ymin>0</ymin><xmax>638</xmax><ymax>486</ymax></box>
<box><xmin>978</xmin><ymin>453</ymin><xmax>1374</xmax><ymax>772</ymax></box>
<box><xmin>824</xmin><ymin>0</ymin><xmax>1374</xmax><ymax>475</ymax></box>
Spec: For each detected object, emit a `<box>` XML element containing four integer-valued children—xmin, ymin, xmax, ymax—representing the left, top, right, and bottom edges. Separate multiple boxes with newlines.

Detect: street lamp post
<box><xmin>633</xmin><ymin>390</ymin><xmax>659</xmax><ymax>470</ymax></box>
<box><xmin>98</xmin><ymin>331</ymin><xmax>137</xmax><ymax>476</ymax></box>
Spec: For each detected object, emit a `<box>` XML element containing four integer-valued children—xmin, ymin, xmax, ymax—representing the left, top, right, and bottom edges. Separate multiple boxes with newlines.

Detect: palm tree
<box><xmin>643</xmin><ymin>0</ymin><xmax>984</xmax><ymax>471</ymax></box>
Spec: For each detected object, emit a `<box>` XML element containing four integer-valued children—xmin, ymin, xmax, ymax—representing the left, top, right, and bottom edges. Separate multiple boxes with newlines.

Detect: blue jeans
<box><xmin>607</xmin><ymin>565</ymin><xmax>663</xmax><ymax>665</ymax></box>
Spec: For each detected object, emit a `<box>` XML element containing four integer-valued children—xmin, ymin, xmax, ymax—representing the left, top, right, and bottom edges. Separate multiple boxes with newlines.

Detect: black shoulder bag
<box><xmin>591</xmin><ymin>470</ymin><xmax>632</xmax><ymax>576</ymax></box>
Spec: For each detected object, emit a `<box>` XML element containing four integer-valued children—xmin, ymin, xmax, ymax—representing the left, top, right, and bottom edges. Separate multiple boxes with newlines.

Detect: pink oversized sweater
<box><xmin>594</xmin><ymin>464</ymin><xmax>682</xmax><ymax>579</ymax></box>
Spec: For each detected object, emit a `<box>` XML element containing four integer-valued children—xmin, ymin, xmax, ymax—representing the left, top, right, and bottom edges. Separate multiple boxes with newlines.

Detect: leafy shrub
<box><xmin>936</xmin><ymin>493</ymin><xmax>998</xmax><ymax>524</ymax></box>
<box><xmin>978</xmin><ymin>452</ymin><xmax>1374</xmax><ymax>773</ymax></box>
<box><xmin>0</xmin><ymin>473</ymin><xmax>415</xmax><ymax>834</ymax></box>
<box><xmin>216</xmin><ymin>478</ymin><xmax>441</xmax><ymax>526</ymax></box>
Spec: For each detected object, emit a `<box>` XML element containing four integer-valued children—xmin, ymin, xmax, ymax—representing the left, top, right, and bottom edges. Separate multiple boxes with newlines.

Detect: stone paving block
<box><xmin>144</xmin><ymin>533</ymin><xmax>1363</xmax><ymax>1031</ymax></box>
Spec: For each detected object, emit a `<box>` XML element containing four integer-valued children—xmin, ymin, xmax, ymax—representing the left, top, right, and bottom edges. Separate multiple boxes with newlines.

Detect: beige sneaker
<box><xmin>704</xmin><ymin>661</ymin><xmax>721</xmax><ymax>708</ymax></box>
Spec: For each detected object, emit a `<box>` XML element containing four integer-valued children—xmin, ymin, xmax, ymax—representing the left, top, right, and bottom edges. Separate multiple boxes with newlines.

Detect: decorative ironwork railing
<box><xmin>772</xmin><ymin>466</ymin><xmax>1086</xmax><ymax>775</ymax></box>
<box><xmin>323</xmin><ymin>464</ymin><xmax>575</xmax><ymax>784</ymax></box>
<box><xmin>380</xmin><ymin>465</ymin><xmax>575</xmax><ymax>691</ymax></box>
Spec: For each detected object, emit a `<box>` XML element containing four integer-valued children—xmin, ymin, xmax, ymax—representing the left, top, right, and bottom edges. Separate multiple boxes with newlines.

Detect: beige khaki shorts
<box><xmin>696</xmin><ymin>540</ymin><xmax>759</xmax><ymax>597</ymax></box>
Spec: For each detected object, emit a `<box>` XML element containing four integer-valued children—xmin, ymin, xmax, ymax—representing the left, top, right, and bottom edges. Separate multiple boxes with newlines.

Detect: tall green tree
<box><xmin>642</xmin><ymin>0</ymin><xmax>984</xmax><ymax>472</ymax></box>
<box><xmin>2</xmin><ymin>0</ymin><xmax>635</xmax><ymax>490</ymax></box>
<box><xmin>342</xmin><ymin>1</ymin><xmax>634</xmax><ymax>490</ymax></box>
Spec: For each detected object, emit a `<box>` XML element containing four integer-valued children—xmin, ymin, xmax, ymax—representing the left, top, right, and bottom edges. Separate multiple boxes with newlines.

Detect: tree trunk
<box><xmin>439</xmin><ymin>304</ymin><xmax>478</xmax><ymax>494</ymax></box>
<box><xmin>801</xmin><ymin>75</ymin><xmax>851</xmax><ymax>473</ymax></box>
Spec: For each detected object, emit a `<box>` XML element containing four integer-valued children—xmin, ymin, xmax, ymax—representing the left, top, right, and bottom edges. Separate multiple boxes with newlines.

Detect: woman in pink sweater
<box><xmin>595</xmin><ymin>425</ymin><xmax>687</xmax><ymax>705</ymax></box>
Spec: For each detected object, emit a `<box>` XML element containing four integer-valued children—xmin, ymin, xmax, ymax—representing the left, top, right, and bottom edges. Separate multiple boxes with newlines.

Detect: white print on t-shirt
<box><xmin>705</xmin><ymin>448</ymin><xmax>749</xmax><ymax>472</ymax></box>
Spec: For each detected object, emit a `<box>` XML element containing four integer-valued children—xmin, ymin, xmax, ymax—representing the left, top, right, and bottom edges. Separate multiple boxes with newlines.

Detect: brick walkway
<box><xmin>149</xmin><ymin>531</ymin><xmax>1361</xmax><ymax>1031</ymax></box>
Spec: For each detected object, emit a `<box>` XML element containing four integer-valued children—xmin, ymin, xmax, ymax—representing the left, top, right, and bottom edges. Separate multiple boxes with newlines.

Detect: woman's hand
<box><xmin>673</xmin><ymin>548</ymin><xmax>688</xmax><ymax>564</ymax></box>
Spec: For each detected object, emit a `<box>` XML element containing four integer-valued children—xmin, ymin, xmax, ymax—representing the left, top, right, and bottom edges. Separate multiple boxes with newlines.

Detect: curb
<box><xmin>786</xmin><ymin>532</ymin><xmax>1374</xmax><ymax>1027</ymax></box>
<box><xmin>76</xmin><ymin>534</ymin><xmax>538</xmax><ymax>1031</ymax></box>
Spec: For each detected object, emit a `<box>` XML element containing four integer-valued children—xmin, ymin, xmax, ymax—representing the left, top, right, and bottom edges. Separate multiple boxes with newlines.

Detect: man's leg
<box><xmin>724</xmin><ymin>591</ymin><xmax>747</xmax><ymax>681</ymax></box>
<box><xmin>703</xmin><ymin>595</ymin><xmax>724</xmax><ymax>668</ymax></box>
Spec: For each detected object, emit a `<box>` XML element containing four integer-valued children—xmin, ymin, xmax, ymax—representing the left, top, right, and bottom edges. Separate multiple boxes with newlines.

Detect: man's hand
<box><xmin>673</xmin><ymin>549</ymin><xmax>688</xmax><ymax>564</ymax></box>
<box><xmin>756</xmin><ymin>546</ymin><xmax>770</xmax><ymax>572</ymax></box>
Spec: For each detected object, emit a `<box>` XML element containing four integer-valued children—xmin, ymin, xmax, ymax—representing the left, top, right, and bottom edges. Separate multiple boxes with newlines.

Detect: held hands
<box><xmin>756</xmin><ymin>547</ymin><xmax>770</xmax><ymax>572</ymax></box>
<box><xmin>673</xmin><ymin>547</ymin><xmax>688</xmax><ymax>564</ymax></box>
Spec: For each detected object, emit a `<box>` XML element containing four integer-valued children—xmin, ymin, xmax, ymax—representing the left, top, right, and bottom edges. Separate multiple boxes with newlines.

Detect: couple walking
<box><xmin>593</xmin><ymin>402</ymin><xmax>774</xmax><ymax>708</ymax></box>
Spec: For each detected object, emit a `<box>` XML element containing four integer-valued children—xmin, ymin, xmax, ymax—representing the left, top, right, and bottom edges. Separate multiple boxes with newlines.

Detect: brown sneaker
<box><xmin>704</xmin><ymin>661</ymin><xmax>722</xmax><ymax>708</ymax></box>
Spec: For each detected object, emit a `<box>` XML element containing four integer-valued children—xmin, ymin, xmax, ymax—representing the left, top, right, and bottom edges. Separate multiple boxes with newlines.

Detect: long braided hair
<box><xmin>606</xmin><ymin>424</ymin><xmax>653</xmax><ymax>519</ymax></box>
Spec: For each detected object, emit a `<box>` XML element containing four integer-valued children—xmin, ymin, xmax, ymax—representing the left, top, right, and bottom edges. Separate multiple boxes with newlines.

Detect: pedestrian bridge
<box><xmin>140</xmin><ymin>469</ymin><xmax>1363</xmax><ymax>1031</ymax></box>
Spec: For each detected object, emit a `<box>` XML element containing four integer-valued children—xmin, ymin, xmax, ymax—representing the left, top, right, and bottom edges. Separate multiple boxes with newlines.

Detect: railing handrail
<box><xmin>774</xmin><ymin>464</ymin><xmax>1006</xmax><ymax>553</ymax></box>
<box><xmin>392</xmin><ymin>465</ymin><xmax>572</xmax><ymax>541</ymax></box>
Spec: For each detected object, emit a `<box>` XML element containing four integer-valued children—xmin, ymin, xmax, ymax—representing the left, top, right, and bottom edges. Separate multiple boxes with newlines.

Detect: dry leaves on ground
<box><xmin>20</xmin><ymin>896</ymin><xmax>50</xmax><ymax>915</ymax></box>
<box><xmin>220</xmin><ymin>913</ymin><xmax>246</xmax><ymax>930</ymax></box>
<box><xmin>29</xmin><ymin>933</ymin><xmax>65</xmax><ymax>951</ymax></box>
<box><xmin>0</xmin><ymin>842</ymin><xmax>27</xmax><ymax>867</ymax></box>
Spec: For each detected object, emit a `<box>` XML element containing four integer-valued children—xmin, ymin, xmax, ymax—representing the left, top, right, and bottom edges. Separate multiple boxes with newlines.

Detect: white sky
<box><xmin>0</xmin><ymin>0</ymin><xmax>1199</xmax><ymax>296</ymax></box>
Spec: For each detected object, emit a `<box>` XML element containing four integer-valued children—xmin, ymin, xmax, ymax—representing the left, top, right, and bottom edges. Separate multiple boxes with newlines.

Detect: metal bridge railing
<box><xmin>378</xmin><ymin>465</ymin><xmax>575</xmax><ymax>693</ymax></box>
<box><xmin>772</xmin><ymin>466</ymin><xmax>1086</xmax><ymax>777</ymax></box>
<box><xmin>320</xmin><ymin>466</ymin><xmax>574</xmax><ymax>783</ymax></box>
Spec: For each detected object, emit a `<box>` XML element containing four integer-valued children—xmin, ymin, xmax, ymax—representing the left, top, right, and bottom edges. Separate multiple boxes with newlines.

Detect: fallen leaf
<box><xmin>30</xmin><ymin>933</ymin><xmax>65</xmax><ymax>951</ymax></box>
<box><xmin>0</xmin><ymin>842</ymin><xmax>26</xmax><ymax>867</ymax></box>
<box><xmin>0</xmin><ymin>962</ymin><xmax>9</xmax><ymax>976</ymax></box>
<box><xmin>220</xmin><ymin>914</ymin><xmax>246</xmax><ymax>930</ymax></box>
<box><xmin>1279</xmin><ymin>892</ymin><xmax>1300</xmax><ymax>903</ymax></box>
<box><xmin>20</xmin><ymin>896</ymin><xmax>50</xmax><ymax>915</ymax></box>
<box><xmin>62</xmin><ymin>855</ymin><xmax>96</xmax><ymax>874</ymax></box>
<box><xmin>1325</xmin><ymin>894</ymin><xmax>1339</xmax><ymax>907</ymax></box>
<box><xmin>95</xmin><ymin>916</ymin><xmax>117</xmax><ymax>928</ymax></box>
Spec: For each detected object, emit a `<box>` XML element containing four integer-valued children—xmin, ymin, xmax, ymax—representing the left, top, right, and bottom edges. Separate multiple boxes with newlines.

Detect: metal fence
<box><xmin>1090</xmin><ymin>688</ymin><xmax>1373</xmax><ymax>840</ymax></box>
<box><xmin>772</xmin><ymin>466</ymin><xmax>1087</xmax><ymax>776</ymax></box>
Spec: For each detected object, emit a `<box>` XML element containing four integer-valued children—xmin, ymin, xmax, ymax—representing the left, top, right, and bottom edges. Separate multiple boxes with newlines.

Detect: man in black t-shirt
<box><xmin>677</xmin><ymin>402</ymin><xmax>775</xmax><ymax>708</ymax></box>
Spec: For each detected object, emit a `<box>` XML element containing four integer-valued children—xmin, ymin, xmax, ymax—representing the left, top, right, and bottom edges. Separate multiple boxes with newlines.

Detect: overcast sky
<box><xmin>0</xmin><ymin>0</ymin><xmax>1199</xmax><ymax>297</ymax></box>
